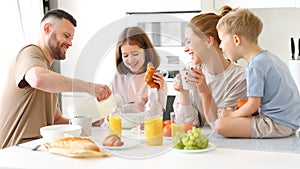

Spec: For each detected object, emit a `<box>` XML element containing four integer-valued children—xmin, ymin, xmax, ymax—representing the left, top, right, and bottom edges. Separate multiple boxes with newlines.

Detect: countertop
<box><xmin>0</xmin><ymin>127</ymin><xmax>300</xmax><ymax>169</ymax></box>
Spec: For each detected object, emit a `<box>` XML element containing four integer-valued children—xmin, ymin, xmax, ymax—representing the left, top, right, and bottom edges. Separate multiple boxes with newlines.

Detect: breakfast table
<box><xmin>0</xmin><ymin>126</ymin><xmax>300</xmax><ymax>169</ymax></box>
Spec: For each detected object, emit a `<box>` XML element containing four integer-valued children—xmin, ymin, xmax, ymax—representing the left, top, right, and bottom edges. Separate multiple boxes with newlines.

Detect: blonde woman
<box><xmin>173</xmin><ymin>6</ymin><xmax>247</xmax><ymax>128</ymax></box>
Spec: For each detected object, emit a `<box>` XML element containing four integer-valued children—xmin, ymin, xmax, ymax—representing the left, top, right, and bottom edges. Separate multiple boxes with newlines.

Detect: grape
<box><xmin>172</xmin><ymin>126</ymin><xmax>209</xmax><ymax>150</ymax></box>
<box><xmin>189</xmin><ymin>135</ymin><xmax>195</xmax><ymax>140</ymax></box>
<box><xmin>172</xmin><ymin>132</ymin><xmax>186</xmax><ymax>149</ymax></box>
<box><xmin>193</xmin><ymin>132</ymin><xmax>199</xmax><ymax>138</ymax></box>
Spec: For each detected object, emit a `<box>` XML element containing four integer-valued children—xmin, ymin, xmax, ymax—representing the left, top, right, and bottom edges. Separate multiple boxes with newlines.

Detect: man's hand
<box><xmin>91</xmin><ymin>84</ymin><xmax>112</xmax><ymax>101</ymax></box>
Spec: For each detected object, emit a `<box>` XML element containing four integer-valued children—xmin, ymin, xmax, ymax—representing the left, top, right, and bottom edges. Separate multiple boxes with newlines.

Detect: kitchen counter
<box><xmin>0</xmin><ymin>127</ymin><xmax>300</xmax><ymax>169</ymax></box>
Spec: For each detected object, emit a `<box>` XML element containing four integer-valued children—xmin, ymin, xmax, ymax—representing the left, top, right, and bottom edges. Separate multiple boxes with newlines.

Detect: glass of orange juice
<box><xmin>108</xmin><ymin>109</ymin><xmax>122</xmax><ymax>135</ymax></box>
<box><xmin>171</xmin><ymin>123</ymin><xmax>185</xmax><ymax>137</ymax></box>
<box><xmin>170</xmin><ymin>112</ymin><xmax>184</xmax><ymax>138</ymax></box>
<box><xmin>144</xmin><ymin>116</ymin><xmax>163</xmax><ymax>146</ymax></box>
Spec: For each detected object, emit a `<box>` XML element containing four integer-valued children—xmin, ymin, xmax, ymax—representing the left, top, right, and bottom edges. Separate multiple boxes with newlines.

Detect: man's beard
<box><xmin>48</xmin><ymin>33</ymin><xmax>65</xmax><ymax>60</ymax></box>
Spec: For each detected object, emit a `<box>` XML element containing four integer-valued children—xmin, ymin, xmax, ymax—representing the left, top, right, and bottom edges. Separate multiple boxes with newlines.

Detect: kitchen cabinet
<box><xmin>214</xmin><ymin>0</ymin><xmax>297</xmax><ymax>9</ymax></box>
<box><xmin>296</xmin><ymin>0</ymin><xmax>300</xmax><ymax>7</ymax></box>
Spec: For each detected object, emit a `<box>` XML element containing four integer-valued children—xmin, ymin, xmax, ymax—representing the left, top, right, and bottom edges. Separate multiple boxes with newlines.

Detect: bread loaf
<box><xmin>44</xmin><ymin>137</ymin><xmax>100</xmax><ymax>152</ymax></box>
<box><xmin>145</xmin><ymin>62</ymin><xmax>160</xmax><ymax>89</ymax></box>
<box><xmin>102</xmin><ymin>134</ymin><xmax>124</xmax><ymax>146</ymax></box>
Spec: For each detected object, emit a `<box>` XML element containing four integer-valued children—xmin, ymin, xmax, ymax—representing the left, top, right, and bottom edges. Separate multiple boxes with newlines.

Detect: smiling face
<box><xmin>184</xmin><ymin>27</ymin><xmax>210</xmax><ymax>65</ymax></box>
<box><xmin>183</xmin><ymin>45</ymin><xmax>202</xmax><ymax>65</ymax></box>
<box><xmin>47</xmin><ymin>18</ymin><xmax>75</xmax><ymax>60</ymax></box>
<box><xmin>120</xmin><ymin>43</ymin><xmax>145</xmax><ymax>74</ymax></box>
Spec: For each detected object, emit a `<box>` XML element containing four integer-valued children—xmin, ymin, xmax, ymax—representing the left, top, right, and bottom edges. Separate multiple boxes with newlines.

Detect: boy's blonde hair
<box><xmin>216</xmin><ymin>8</ymin><xmax>263</xmax><ymax>43</ymax></box>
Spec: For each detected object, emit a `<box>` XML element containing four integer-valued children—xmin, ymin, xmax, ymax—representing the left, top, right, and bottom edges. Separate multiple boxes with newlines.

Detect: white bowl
<box><xmin>40</xmin><ymin>124</ymin><xmax>82</xmax><ymax>141</ymax></box>
<box><xmin>121</xmin><ymin>113</ymin><xmax>145</xmax><ymax>129</ymax></box>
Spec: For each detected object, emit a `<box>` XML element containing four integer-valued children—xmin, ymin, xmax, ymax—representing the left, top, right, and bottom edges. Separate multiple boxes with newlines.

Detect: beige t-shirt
<box><xmin>173</xmin><ymin>62</ymin><xmax>247</xmax><ymax>127</ymax></box>
<box><xmin>0</xmin><ymin>45</ymin><xmax>57</xmax><ymax>148</ymax></box>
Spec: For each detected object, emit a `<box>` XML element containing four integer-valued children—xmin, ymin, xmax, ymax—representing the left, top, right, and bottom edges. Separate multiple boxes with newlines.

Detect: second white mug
<box><xmin>70</xmin><ymin>116</ymin><xmax>92</xmax><ymax>136</ymax></box>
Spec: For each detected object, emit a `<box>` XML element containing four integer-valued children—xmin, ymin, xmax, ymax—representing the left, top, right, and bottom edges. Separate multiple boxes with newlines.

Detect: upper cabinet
<box><xmin>296</xmin><ymin>0</ymin><xmax>300</xmax><ymax>7</ymax></box>
<box><xmin>214</xmin><ymin>0</ymin><xmax>298</xmax><ymax>9</ymax></box>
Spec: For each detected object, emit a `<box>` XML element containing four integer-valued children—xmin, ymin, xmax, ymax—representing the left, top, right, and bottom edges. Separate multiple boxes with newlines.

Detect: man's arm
<box><xmin>25</xmin><ymin>66</ymin><xmax>111</xmax><ymax>101</ymax></box>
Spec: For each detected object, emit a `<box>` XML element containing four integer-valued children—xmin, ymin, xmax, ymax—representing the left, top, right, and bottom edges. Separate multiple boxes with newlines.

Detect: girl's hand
<box><xmin>153</xmin><ymin>72</ymin><xmax>166</xmax><ymax>91</ymax></box>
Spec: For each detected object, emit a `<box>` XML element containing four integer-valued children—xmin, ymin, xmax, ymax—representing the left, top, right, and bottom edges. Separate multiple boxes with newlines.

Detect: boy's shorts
<box><xmin>251</xmin><ymin>113</ymin><xmax>294</xmax><ymax>138</ymax></box>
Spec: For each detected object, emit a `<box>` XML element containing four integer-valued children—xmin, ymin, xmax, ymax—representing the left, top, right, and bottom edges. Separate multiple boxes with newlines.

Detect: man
<box><xmin>0</xmin><ymin>9</ymin><xmax>111</xmax><ymax>148</ymax></box>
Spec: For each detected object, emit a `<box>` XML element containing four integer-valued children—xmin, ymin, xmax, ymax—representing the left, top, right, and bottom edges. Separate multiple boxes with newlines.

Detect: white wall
<box><xmin>57</xmin><ymin>0</ymin><xmax>201</xmax><ymax>79</ymax></box>
<box><xmin>0</xmin><ymin>0</ymin><xmax>43</xmax><ymax>96</ymax></box>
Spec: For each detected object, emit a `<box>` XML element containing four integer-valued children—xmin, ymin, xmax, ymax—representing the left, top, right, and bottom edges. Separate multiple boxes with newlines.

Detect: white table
<box><xmin>0</xmin><ymin>127</ymin><xmax>300</xmax><ymax>169</ymax></box>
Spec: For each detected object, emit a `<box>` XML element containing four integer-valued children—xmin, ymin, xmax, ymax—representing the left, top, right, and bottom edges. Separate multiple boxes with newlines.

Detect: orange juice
<box><xmin>171</xmin><ymin>123</ymin><xmax>185</xmax><ymax>137</ymax></box>
<box><xmin>109</xmin><ymin>116</ymin><xmax>122</xmax><ymax>135</ymax></box>
<box><xmin>144</xmin><ymin>117</ymin><xmax>163</xmax><ymax>146</ymax></box>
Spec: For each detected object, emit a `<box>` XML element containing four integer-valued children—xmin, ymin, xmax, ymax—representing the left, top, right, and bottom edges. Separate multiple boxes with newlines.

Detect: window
<box><xmin>0</xmin><ymin>0</ymin><xmax>43</xmax><ymax>93</ymax></box>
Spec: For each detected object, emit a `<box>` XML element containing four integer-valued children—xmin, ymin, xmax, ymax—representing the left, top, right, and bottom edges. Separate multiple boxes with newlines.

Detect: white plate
<box><xmin>100</xmin><ymin>137</ymin><xmax>141</xmax><ymax>150</ymax></box>
<box><xmin>172</xmin><ymin>143</ymin><xmax>216</xmax><ymax>153</ymax></box>
<box><xmin>130</xmin><ymin>126</ymin><xmax>145</xmax><ymax>133</ymax></box>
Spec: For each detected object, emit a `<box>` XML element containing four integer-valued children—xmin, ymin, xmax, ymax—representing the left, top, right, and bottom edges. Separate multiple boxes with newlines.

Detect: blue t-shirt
<box><xmin>247</xmin><ymin>50</ymin><xmax>300</xmax><ymax>129</ymax></box>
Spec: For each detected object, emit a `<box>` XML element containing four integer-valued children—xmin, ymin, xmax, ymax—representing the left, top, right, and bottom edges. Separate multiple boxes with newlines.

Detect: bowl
<box><xmin>40</xmin><ymin>124</ymin><xmax>82</xmax><ymax>141</ymax></box>
<box><xmin>121</xmin><ymin>113</ymin><xmax>145</xmax><ymax>129</ymax></box>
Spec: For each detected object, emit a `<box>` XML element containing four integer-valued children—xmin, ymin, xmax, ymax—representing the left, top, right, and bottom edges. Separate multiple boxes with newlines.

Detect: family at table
<box><xmin>1</xmin><ymin>5</ymin><xmax>300</xmax><ymax>150</ymax></box>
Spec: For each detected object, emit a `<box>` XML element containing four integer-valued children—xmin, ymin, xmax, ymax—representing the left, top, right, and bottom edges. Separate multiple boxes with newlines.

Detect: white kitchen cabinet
<box><xmin>214</xmin><ymin>0</ymin><xmax>296</xmax><ymax>9</ymax></box>
<box><xmin>296</xmin><ymin>0</ymin><xmax>300</xmax><ymax>7</ymax></box>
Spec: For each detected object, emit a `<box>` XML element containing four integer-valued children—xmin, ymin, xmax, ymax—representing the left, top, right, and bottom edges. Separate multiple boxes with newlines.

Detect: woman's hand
<box><xmin>187</xmin><ymin>67</ymin><xmax>210</xmax><ymax>94</ymax></box>
<box><xmin>173</xmin><ymin>74</ymin><xmax>187</xmax><ymax>92</ymax></box>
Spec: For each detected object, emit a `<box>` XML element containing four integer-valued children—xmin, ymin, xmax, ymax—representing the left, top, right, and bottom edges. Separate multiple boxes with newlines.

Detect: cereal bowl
<box><xmin>40</xmin><ymin>124</ymin><xmax>82</xmax><ymax>141</ymax></box>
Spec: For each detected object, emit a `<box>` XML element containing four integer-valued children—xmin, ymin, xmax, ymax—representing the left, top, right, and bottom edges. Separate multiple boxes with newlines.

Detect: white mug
<box><xmin>70</xmin><ymin>116</ymin><xmax>92</xmax><ymax>136</ymax></box>
<box><xmin>179</xmin><ymin>70</ymin><xmax>195</xmax><ymax>90</ymax></box>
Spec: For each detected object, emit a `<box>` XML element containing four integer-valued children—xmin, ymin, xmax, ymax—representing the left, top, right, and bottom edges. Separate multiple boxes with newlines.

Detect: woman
<box><xmin>173</xmin><ymin>6</ymin><xmax>247</xmax><ymax>128</ymax></box>
<box><xmin>110</xmin><ymin>26</ymin><xmax>167</xmax><ymax>113</ymax></box>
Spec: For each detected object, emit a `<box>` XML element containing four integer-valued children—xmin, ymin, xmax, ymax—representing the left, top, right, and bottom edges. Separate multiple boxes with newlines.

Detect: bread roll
<box><xmin>102</xmin><ymin>134</ymin><xmax>124</xmax><ymax>146</ymax></box>
<box><xmin>145</xmin><ymin>62</ymin><xmax>160</xmax><ymax>89</ymax></box>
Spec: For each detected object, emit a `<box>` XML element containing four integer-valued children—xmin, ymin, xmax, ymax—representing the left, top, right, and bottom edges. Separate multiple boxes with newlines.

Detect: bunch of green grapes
<box><xmin>172</xmin><ymin>132</ymin><xmax>186</xmax><ymax>149</ymax></box>
<box><xmin>172</xmin><ymin>126</ymin><xmax>209</xmax><ymax>150</ymax></box>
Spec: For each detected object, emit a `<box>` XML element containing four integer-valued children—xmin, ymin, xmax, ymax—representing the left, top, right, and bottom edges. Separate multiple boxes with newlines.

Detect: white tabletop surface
<box><xmin>1</xmin><ymin>126</ymin><xmax>300</xmax><ymax>169</ymax></box>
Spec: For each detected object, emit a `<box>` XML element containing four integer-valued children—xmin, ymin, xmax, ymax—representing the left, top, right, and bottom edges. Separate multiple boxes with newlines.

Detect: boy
<box><xmin>215</xmin><ymin>8</ymin><xmax>300</xmax><ymax>138</ymax></box>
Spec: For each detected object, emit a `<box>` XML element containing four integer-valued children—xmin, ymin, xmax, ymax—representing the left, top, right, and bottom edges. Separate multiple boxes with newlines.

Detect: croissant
<box><xmin>145</xmin><ymin>62</ymin><xmax>160</xmax><ymax>89</ymax></box>
<box><xmin>102</xmin><ymin>134</ymin><xmax>124</xmax><ymax>146</ymax></box>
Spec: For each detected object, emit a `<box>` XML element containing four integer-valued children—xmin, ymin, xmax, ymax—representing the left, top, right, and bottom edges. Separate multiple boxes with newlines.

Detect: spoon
<box><xmin>17</xmin><ymin>143</ymin><xmax>41</xmax><ymax>151</ymax></box>
<box><xmin>31</xmin><ymin>144</ymin><xmax>41</xmax><ymax>151</ymax></box>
